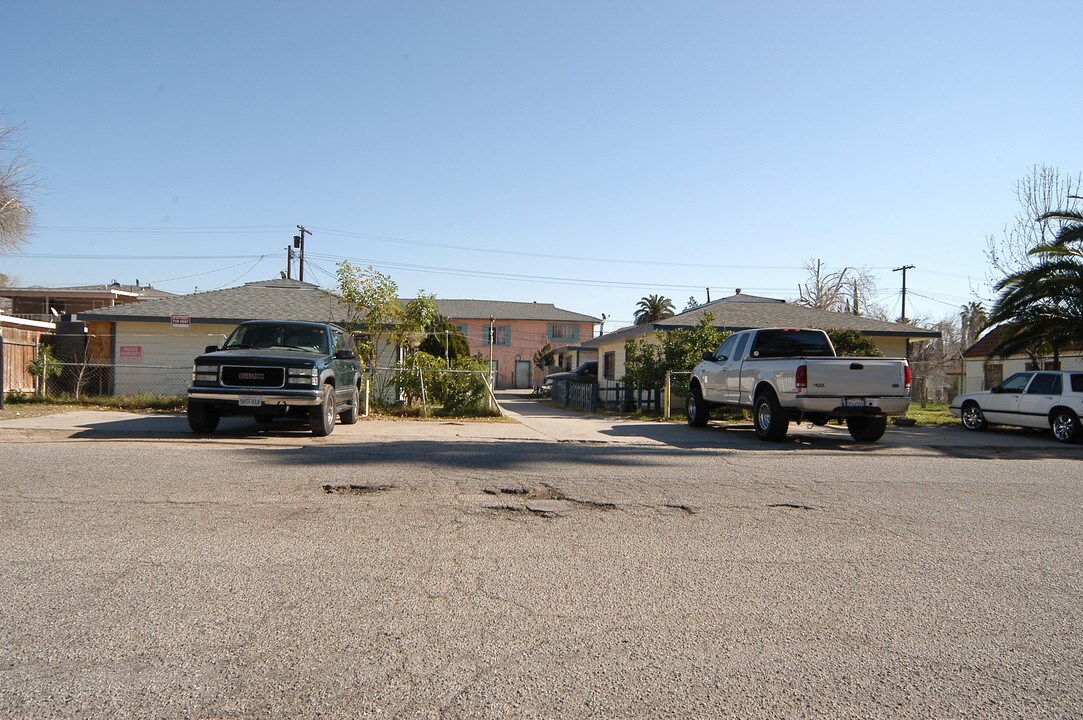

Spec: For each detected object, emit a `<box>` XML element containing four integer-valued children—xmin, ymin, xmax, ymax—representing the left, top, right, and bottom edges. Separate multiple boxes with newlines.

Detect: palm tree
<box><xmin>986</xmin><ymin>210</ymin><xmax>1083</xmax><ymax>365</ymax></box>
<box><xmin>633</xmin><ymin>294</ymin><xmax>676</xmax><ymax>325</ymax></box>
<box><xmin>960</xmin><ymin>301</ymin><xmax>987</xmax><ymax>349</ymax></box>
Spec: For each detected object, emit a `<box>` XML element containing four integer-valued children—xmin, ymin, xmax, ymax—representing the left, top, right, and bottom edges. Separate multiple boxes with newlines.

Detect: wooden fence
<box><xmin>1</xmin><ymin>326</ymin><xmax>46</xmax><ymax>395</ymax></box>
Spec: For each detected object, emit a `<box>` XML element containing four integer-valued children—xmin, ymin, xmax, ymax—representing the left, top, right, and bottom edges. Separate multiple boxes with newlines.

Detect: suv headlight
<box><xmin>287</xmin><ymin>367</ymin><xmax>319</xmax><ymax>385</ymax></box>
<box><xmin>193</xmin><ymin>364</ymin><xmax>218</xmax><ymax>382</ymax></box>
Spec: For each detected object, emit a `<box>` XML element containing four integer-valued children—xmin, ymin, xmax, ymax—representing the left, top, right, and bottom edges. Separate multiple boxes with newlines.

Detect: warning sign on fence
<box><xmin>171</xmin><ymin>313</ymin><xmax>191</xmax><ymax>330</ymax></box>
<box><xmin>119</xmin><ymin>346</ymin><xmax>143</xmax><ymax>362</ymax></box>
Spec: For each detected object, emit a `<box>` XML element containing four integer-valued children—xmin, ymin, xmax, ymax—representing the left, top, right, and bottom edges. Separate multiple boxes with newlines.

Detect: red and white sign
<box><xmin>171</xmin><ymin>313</ymin><xmax>191</xmax><ymax>329</ymax></box>
<box><xmin>119</xmin><ymin>346</ymin><xmax>143</xmax><ymax>361</ymax></box>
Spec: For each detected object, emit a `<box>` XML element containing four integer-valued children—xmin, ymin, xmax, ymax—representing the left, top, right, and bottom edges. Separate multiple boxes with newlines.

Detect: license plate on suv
<box><xmin>238</xmin><ymin>396</ymin><xmax>262</xmax><ymax>407</ymax></box>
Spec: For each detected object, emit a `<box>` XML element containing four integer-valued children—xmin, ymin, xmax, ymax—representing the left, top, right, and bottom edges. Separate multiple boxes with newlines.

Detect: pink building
<box><xmin>435</xmin><ymin>300</ymin><xmax>599</xmax><ymax>389</ymax></box>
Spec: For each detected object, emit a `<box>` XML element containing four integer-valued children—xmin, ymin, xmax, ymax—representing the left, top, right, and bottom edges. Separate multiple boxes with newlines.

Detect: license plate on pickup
<box><xmin>843</xmin><ymin>397</ymin><xmax>866</xmax><ymax>407</ymax></box>
<box><xmin>238</xmin><ymin>396</ymin><xmax>262</xmax><ymax>407</ymax></box>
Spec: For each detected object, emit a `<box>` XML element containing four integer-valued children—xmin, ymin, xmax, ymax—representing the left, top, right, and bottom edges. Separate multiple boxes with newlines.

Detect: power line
<box><xmin>310</xmin><ymin>226</ymin><xmax>806</xmax><ymax>272</ymax></box>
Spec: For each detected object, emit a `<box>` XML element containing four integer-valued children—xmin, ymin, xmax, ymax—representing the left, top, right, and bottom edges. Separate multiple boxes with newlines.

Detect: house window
<box><xmin>548</xmin><ymin>324</ymin><xmax>580</xmax><ymax>342</ymax></box>
<box><xmin>603</xmin><ymin>351</ymin><xmax>615</xmax><ymax>380</ymax></box>
<box><xmin>455</xmin><ymin>324</ymin><xmax>468</xmax><ymax>338</ymax></box>
<box><xmin>983</xmin><ymin>363</ymin><xmax>1003</xmax><ymax>390</ymax></box>
<box><xmin>483</xmin><ymin>325</ymin><xmax>511</xmax><ymax>346</ymax></box>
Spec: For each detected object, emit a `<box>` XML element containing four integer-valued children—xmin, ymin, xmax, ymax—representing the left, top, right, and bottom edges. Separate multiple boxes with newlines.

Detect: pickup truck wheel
<box><xmin>310</xmin><ymin>385</ymin><xmax>336</xmax><ymax>437</ymax></box>
<box><xmin>1050</xmin><ymin>408</ymin><xmax>1081</xmax><ymax>443</ymax></box>
<box><xmin>187</xmin><ymin>401</ymin><xmax>220</xmax><ymax>434</ymax></box>
<box><xmin>753</xmin><ymin>391</ymin><xmax>788</xmax><ymax>442</ymax></box>
<box><xmin>339</xmin><ymin>383</ymin><xmax>360</xmax><ymax>425</ymax></box>
<box><xmin>847</xmin><ymin>415</ymin><xmax>887</xmax><ymax>442</ymax></box>
<box><xmin>960</xmin><ymin>401</ymin><xmax>987</xmax><ymax>431</ymax></box>
<box><xmin>687</xmin><ymin>387</ymin><xmax>710</xmax><ymax>427</ymax></box>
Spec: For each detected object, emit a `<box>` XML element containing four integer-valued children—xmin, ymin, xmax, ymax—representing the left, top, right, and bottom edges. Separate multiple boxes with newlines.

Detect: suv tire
<box><xmin>310</xmin><ymin>385</ymin><xmax>336</xmax><ymax>437</ymax></box>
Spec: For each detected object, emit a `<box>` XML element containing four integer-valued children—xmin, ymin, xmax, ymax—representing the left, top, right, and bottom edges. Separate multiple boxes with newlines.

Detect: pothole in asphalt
<box><xmin>323</xmin><ymin>484</ymin><xmax>395</xmax><ymax>495</ymax></box>
<box><xmin>483</xmin><ymin>483</ymin><xmax>616</xmax><ymax>517</ymax></box>
<box><xmin>663</xmin><ymin>503</ymin><xmax>696</xmax><ymax>515</ymax></box>
<box><xmin>768</xmin><ymin>503</ymin><xmax>817</xmax><ymax>511</ymax></box>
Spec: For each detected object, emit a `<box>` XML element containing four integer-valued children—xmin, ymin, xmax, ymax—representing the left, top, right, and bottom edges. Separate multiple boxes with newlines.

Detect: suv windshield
<box><xmin>223</xmin><ymin>324</ymin><xmax>328</xmax><ymax>353</ymax></box>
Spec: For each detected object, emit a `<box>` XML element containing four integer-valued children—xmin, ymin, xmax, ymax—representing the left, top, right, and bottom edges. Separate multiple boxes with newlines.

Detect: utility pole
<box><xmin>285</xmin><ymin>245</ymin><xmax>294</xmax><ymax>279</ymax></box>
<box><xmin>293</xmin><ymin>225</ymin><xmax>312</xmax><ymax>282</ymax></box>
<box><xmin>488</xmin><ymin>315</ymin><xmax>495</xmax><ymax>388</ymax></box>
<box><xmin>894</xmin><ymin>264</ymin><xmax>916</xmax><ymax>361</ymax></box>
<box><xmin>893</xmin><ymin>265</ymin><xmax>916</xmax><ymax>324</ymax></box>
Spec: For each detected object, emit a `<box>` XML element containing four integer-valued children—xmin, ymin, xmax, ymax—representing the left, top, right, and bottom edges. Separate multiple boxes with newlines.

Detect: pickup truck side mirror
<box><xmin>335</xmin><ymin>349</ymin><xmax>357</xmax><ymax>360</ymax></box>
<box><xmin>204</xmin><ymin>345</ymin><xmax>219</xmax><ymax>353</ymax></box>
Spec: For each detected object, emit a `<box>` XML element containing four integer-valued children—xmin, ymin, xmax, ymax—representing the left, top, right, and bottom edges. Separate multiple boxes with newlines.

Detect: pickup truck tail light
<box><xmin>904</xmin><ymin>364</ymin><xmax>912</xmax><ymax>392</ymax></box>
<box><xmin>795</xmin><ymin>364</ymin><xmax>807</xmax><ymax>390</ymax></box>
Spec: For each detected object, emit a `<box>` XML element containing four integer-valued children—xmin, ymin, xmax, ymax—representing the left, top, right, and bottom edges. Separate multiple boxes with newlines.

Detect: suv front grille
<box><xmin>221</xmin><ymin>365</ymin><xmax>286</xmax><ymax>388</ymax></box>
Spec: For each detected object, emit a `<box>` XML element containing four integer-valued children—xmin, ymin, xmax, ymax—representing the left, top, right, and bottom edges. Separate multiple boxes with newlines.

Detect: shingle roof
<box><xmin>579</xmin><ymin>322</ymin><xmax>654</xmax><ymax>348</ymax></box>
<box><xmin>75</xmin><ymin>279</ymin><xmax>601</xmax><ymax>327</ymax></box>
<box><xmin>432</xmin><ymin>299</ymin><xmax>599</xmax><ymax>323</ymax></box>
<box><xmin>77</xmin><ymin>279</ymin><xmax>351</xmax><ymax>324</ymax></box>
<box><xmin>963</xmin><ymin>324</ymin><xmax>1083</xmax><ymax>358</ymax></box>
<box><xmin>654</xmin><ymin>296</ymin><xmax>940</xmax><ymax>338</ymax></box>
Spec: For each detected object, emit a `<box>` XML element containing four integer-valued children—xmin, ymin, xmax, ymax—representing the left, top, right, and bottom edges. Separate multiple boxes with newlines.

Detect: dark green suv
<box><xmin>186</xmin><ymin>320</ymin><xmax>362</xmax><ymax>436</ymax></box>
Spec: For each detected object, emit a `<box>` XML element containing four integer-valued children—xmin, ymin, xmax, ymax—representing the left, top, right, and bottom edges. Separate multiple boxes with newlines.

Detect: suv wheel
<box><xmin>310</xmin><ymin>385</ymin><xmax>336</xmax><ymax>437</ymax></box>
<box><xmin>339</xmin><ymin>383</ymin><xmax>360</xmax><ymax>425</ymax></box>
<box><xmin>187</xmin><ymin>401</ymin><xmax>220</xmax><ymax>434</ymax></box>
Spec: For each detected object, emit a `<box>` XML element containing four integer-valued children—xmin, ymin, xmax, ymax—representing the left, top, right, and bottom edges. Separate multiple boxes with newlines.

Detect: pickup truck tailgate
<box><xmin>804</xmin><ymin>358</ymin><xmax>908</xmax><ymax>397</ymax></box>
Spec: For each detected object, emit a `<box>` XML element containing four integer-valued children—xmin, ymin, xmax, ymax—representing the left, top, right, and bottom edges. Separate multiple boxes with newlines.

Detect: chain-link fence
<box><xmin>365</xmin><ymin>366</ymin><xmax>499</xmax><ymax>415</ymax></box>
<box><xmin>6</xmin><ymin>331</ymin><xmax>502</xmax><ymax>416</ymax></box>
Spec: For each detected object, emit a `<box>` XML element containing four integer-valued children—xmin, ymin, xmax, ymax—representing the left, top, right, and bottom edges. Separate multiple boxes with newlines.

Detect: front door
<box><xmin>515</xmin><ymin>360</ymin><xmax>532</xmax><ymax>389</ymax></box>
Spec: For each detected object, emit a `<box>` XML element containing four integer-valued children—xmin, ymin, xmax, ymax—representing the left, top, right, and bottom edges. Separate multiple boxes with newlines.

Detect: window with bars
<box><xmin>547</xmin><ymin>324</ymin><xmax>580</xmax><ymax>342</ymax></box>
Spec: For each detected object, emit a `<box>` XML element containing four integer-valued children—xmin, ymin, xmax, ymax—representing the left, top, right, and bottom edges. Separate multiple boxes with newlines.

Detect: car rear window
<box><xmin>750</xmin><ymin>330</ymin><xmax>834</xmax><ymax>358</ymax></box>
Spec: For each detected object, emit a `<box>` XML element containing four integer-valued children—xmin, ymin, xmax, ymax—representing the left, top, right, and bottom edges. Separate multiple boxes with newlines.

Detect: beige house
<box><xmin>580</xmin><ymin>293</ymin><xmax>941</xmax><ymax>400</ymax></box>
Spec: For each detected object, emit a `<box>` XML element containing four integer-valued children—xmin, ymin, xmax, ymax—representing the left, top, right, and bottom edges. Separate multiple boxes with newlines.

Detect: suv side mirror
<box><xmin>205</xmin><ymin>345</ymin><xmax>219</xmax><ymax>353</ymax></box>
<box><xmin>335</xmin><ymin>349</ymin><xmax>357</xmax><ymax>360</ymax></box>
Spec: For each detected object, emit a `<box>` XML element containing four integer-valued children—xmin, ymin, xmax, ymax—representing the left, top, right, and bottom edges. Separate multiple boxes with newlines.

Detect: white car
<box><xmin>949</xmin><ymin>370</ymin><xmax>1083</xmax><ymax>443</ymax></box>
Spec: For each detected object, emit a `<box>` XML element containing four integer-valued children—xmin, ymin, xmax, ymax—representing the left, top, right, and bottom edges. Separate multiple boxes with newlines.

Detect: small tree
<box><xmin>823</xmin><ymin>328</ymin><xmax>883</xmax><ymax>357</ymax></box>
<box><xmin>533</xmin><ymin>342</ymin><xmax>555</xmax><ymax>371</ymax></box>
<box><xmin>336</xmin><ymin>261</ymin><xmax>400</xmax><ymax>367</ymax></box>
<box><xmin>419</xmin><ymin>317</ymin><xmax>471</xmax><ymax>365</ymax></box>
<box><xmin>27</xmin><ymin>343</ymin><xmax>62</xmax><ymax>395</ymax></box>
<box><xmin>623</xmin><ymin>313</ymin><xmax>729</xmax><ymax>391</ymax></box>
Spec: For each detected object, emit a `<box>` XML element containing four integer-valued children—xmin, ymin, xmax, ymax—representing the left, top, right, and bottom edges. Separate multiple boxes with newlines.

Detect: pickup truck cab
<box><xmin>687</xmin><ymin>328</ymin><xmax>911</xmax><ymax>442</ymax></box>
<box><xmin>186</xmin><ymin>320</ymin><xmax>362</xmax><ymax>436</ymax></box>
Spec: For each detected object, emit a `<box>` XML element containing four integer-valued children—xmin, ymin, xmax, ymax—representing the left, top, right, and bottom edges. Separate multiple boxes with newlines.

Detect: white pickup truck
<box><xmin>686</xmin><ymin>328</ymin><xmax>911</xmax><ymax>442</ymax></box>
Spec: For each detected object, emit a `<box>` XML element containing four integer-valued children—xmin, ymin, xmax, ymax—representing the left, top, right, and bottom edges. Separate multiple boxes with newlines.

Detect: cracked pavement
<box><xmin>1</xmin><ymin>394</ymin><xmax>1082</xmax><ymax>718</ymax></box>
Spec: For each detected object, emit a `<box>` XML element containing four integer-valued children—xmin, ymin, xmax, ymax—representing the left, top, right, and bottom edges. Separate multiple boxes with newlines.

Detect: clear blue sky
<box><xmin>3</xmin><ymin>1</ymin><xmax>1081</xmax><ymax>328</ymax></box>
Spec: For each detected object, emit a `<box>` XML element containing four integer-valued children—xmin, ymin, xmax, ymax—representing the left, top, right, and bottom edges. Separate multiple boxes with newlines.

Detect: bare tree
<box><xmin>0</xmin><ymin>122</ymin><xmax>36</xmax><ymax>253</ymax></box>
<box><xmin>796</xmin><ymin>258</ymin><xmax>883</xmax><ymax>317</ymax></box>
<box><xmin>985</xmin><ymin>165</ymin><xmax>1083</xmax><ymax>280</ymax></box>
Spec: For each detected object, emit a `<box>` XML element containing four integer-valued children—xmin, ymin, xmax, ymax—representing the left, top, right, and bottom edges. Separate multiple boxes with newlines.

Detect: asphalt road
<box><xmin>1</xmin><ymin>397</ymin><xmax>1081</xmax><ymax>718</ymax></box>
